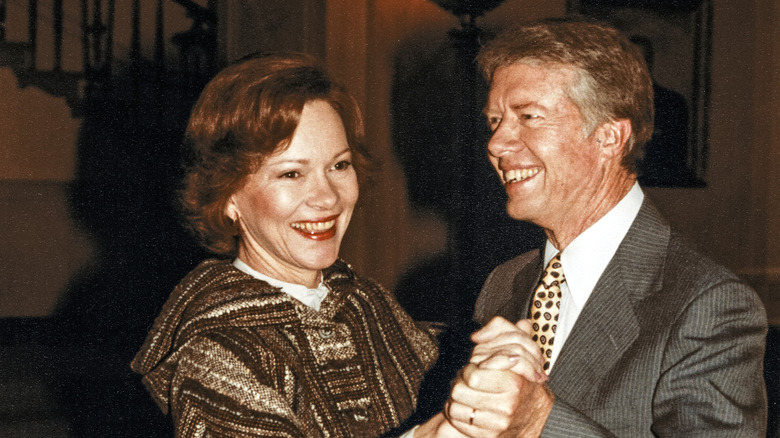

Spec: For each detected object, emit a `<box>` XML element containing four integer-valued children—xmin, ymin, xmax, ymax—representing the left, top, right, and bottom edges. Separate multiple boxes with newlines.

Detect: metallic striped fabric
<box><xmin>132</xmin><ymin>259</ymin><xmax>439</xmax><ymax>437</ymax></box>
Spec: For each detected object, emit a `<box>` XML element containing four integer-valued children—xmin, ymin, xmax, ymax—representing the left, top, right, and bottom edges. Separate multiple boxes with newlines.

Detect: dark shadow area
<box><xmin>629</xmin><ymin>34</ymin><xmax>703</xmax><ymax>188</ymax></box>
<box><xmin>385</xmin><ymin>320</ymin><xmax>479</xmax><ymax>436</ymax></box>
<box><xmin>390</xmin><ymin>26</ymin><xmax>543</xmax><ymax>327</ymax></box>
<box><xmin>40</xmin><ymin>75</ymin><xmax>208</xmax><ymax>437</ymax></box>
<box><xmin>574</xmin><ymin>1</ymin><xmax>712</xmax><ymax>188</ymax></box>
<box><xmin>0</xmin><ymin>2</ymin><xmax>218</xmax><ymax>435</ymax></box>
<box><xmin>766</xmin><ymin>326</ymin><xmax>780</xmax><ymax>438</ymax></box>
<box><xmin>389</xmin><ymin>23</ymin><xmax>544</xmax><ymax>421</ymax></box>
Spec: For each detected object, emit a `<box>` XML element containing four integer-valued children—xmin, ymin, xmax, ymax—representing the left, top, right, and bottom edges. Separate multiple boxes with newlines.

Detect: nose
<box><xmin>487</xmin><ymin>121</ymin><xmax>523</xmax><ymax>158</ymax></box>
<box><xmin>307</xmin><ymin>172</ymin><xmax>339</xmax><ymax>209</ymax></box>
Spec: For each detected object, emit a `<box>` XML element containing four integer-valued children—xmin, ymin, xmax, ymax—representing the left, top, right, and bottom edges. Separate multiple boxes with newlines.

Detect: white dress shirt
<box><xmin>233</xmin><ymin>258</ymin><xmax>329</xmax><ymax>311</ymax></box>
<box><xmin>546</xmin><ymin>182</ymin><xmax>644</xmax><ymax>370</ymax></box>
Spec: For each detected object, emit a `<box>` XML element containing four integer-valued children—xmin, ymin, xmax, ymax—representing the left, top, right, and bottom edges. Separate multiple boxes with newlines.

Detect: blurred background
<box><xmin>0</xmin><ymin>0</ymin><xmax>778</xmax><ymax>436</ymax></box>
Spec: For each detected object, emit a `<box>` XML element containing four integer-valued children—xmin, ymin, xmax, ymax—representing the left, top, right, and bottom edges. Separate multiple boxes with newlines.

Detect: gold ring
<box><xmin>469</xmin><ymin>408</ymin><xmax>477</xmax><ymax>426</ymax></box>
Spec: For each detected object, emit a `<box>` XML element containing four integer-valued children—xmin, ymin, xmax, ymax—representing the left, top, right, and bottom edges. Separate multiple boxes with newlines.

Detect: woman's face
<box><xmin>226</xmin><ymin>100</ymin><xmax>359</xmax><ymax>287</ymax></box>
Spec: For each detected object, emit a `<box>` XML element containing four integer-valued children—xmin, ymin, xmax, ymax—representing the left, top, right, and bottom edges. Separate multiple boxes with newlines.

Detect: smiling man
<box><xmin>436</xmin><ymin>20</ymin><xmax>768</xmax><ymax>437</ymax></box>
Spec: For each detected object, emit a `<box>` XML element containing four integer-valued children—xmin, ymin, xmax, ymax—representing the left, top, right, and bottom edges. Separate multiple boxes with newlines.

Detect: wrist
<box><xmin>522</xmin><ymin>384</ymin><xmax>554</xmax><ymax>437</ymax></box>
<box><xmin>412</xmin><ymin>412</ymin><xmax>445</xmax><ymax>438</ymax></box>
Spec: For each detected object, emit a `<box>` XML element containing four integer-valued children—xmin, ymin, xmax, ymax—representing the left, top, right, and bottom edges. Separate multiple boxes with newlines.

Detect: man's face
<box><xmin>484</xmin><ymin>62</ymin><xmax>607</xmax><ymax>234</ymax></box>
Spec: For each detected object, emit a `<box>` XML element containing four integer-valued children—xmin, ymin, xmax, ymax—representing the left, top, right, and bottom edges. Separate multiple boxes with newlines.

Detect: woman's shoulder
<box><xmin>179</xmin><ymin>258</ymin><xmax>244</xmax><ymax>288</ymax></box>
<box><xmin>178</xmin><ymin>259</ymin><xmax>298</xmax><ymax>326</ymax></box>
<box><xmin>131</xmin><ymin>259</ymin><xmax>297</xmax><ymax>376</ymax></box>
<box><xmin>324</xmin><ymin>259</ymin><xmax>392</xmax><ymax>301</ymax></box>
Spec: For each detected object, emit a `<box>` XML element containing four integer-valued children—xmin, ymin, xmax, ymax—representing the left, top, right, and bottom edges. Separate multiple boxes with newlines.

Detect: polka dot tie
<box><xmin>531</xmin><ymin>253</ymin><xmax>564</xmax><ymax>373</ymax></box>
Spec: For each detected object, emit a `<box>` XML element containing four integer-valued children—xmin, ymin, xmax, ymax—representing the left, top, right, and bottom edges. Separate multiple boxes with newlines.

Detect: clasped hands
<box><xmin>415</xmin><ymin>317</ymin><xmax>555</xmax><ymax>438</ymax></box>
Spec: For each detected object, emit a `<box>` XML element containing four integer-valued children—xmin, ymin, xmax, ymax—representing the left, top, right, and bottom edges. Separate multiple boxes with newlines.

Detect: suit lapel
<box><xmin>506</xmin><ymin>255</ymin><xmax>544</xmax><ymax>322</ymax></box>
<box><xmin>547</xmin><ymin>199</ymin><xmax>670</xmax><ymax>404</ymax></box>
<box><xmin>474</xmin><ymin>250</ymin><xmax>543</xmax><ymax>325</ymax></box>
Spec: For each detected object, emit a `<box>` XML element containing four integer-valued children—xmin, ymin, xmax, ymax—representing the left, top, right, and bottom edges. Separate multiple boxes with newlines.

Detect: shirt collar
<box><xmin>544</xmin><ymin>182</ymin><xmax>644</xmax><ymax>309</ymax></box>
<box><xmin>232</xmin><ymin>258</ymin><xmax>329</xmax><ymax>310</ymax></box>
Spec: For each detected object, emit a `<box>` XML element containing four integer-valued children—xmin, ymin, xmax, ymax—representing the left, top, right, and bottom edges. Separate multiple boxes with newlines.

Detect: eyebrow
<box><xmin>483</xmin><ymin>102</ymin><xmax>536</xmax><ymax>118</ymax></box>
<box><xmin>266</xmin><ymin>147</ymin><xmax>352</xmax><ymax>166</ymax></box>
<box><xmin>333</xmin><ymin>147</ymin><xmax>352</xmax><ymax>158</ymax></box>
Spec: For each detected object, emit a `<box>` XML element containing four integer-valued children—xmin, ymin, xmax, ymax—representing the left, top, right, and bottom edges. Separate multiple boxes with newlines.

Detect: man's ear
<box><xmin>595</xmin><ymin>118</ymin><xmax>632</xmax><ymax>159</ymax></box>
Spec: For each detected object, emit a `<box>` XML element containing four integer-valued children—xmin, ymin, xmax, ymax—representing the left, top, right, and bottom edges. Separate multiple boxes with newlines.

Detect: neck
<box><xmin>236</xmin><ymin>248</ymin><xmax>321</xmax><ymax>289</ymax></box>
<box><xmin>545</xmin><ymin>173</ymin><xmax>636</xmax><ymax>251</ymax></box>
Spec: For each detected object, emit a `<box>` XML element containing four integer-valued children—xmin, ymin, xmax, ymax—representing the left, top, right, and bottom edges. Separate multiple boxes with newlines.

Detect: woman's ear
<box><xmin>595</xmin><ymin>118</ymin><xmax>632</xmax><ymax>159</ymax></box>
<box><xmin>224</xmin><ymin>197</ymin><xmax>239</xmax><ymax>223</ymax></box>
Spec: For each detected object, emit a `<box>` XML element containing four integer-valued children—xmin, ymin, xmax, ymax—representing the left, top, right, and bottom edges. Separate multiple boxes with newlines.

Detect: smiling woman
<box><xmin>130</xmin><ymin>53</ymin><xmax>439</xmax><ymax>437</ymax></box>
<box><xmin>225</xmin><ymin>100</ymin><xmax>359</xmax><ymax>288</ymax></box>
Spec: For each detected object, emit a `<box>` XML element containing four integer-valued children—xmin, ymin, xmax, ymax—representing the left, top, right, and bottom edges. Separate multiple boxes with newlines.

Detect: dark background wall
<box><xmin>0</xmin><ymin>0</ymin><xmax>777</xmax><ymax>436</ymax></box>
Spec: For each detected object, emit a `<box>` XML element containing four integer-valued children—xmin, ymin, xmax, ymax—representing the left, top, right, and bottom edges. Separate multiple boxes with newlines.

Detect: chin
<box><xmin>301</xmin><ymin>253</ymin><xmax>339</xmax><ymax>271</ymax></box>
<box><xmin>506</xmin><ymin>206</ymin><xmax>529</xmax><ymax>222</ymax></box>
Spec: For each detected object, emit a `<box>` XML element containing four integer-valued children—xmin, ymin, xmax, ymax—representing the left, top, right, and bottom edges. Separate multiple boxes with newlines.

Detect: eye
<box><xmin>487</xmin><ymin>116</ymin><xmax>501</xmax><ymax>131</ymax></box>
<box><xmin>521</xmin><ymin>114</ymin><xmax>540</xmax><ymax>120</ymax></box>
<box><xmin>333</xmin><ymin>160</ymin><xmax>352</xmax><ymax>171</ymax></box>
<box><xmin>279</xmin><ymin>171</ymin><xmax>299</xmax><ymax>179</ymax></box>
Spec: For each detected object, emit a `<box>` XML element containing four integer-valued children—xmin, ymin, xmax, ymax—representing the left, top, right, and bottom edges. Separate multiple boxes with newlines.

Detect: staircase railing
<box><xmin>0</xmin><ymin>0</ymin><xmax>217</xmax><ymax>117</ymax></box>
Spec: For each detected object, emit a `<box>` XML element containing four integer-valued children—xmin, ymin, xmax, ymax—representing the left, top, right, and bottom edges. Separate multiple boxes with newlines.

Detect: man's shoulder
<box><xmin>492</xmin><ymin>250</ymin><xmax>541</xmax><ymax>276</ymax></box>
<box><xmin>626</xmin><ymin>209</ymin><xmax>761</xmax><ymax>320</ymax></box>
<box><xmin>473</xmin><ymin>249</ymin><xmax>542</xmax><ymax>325</ymax></box>
<box><xmin>482</xmin><ymin>249</ymin><xmax>542</xmax><ymax>294</ymax></box>
<box><xmin>663</xmin><ymin>231</ymin><xmax>749</xmax><ymax>292</ymax></box>
<box><xmin>625</xmin><ymin>201</ymin><xmax>750</xmax><ymax>293</ymax></box>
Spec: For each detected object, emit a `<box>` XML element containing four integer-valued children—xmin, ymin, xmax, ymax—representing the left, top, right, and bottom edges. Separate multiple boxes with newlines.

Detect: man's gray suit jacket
<box><xmin>473</xmin><ymin>199</ymin><xmax>768</xmax><ymax>437</ymax></box>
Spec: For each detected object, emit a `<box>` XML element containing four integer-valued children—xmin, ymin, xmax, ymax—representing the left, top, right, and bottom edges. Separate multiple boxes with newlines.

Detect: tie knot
<box><xmin>542</xmin><ymin>253</ymin><xmax>565</xmax><ymax>284</ymax></box>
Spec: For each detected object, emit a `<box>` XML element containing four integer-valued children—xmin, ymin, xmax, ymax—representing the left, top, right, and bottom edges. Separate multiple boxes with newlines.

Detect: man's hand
<box><xmin>470</xmin><ymin>317</ymin><xmax>547</xmax><ymax>383</ymax></box>
<box><xmin>417</xmin><ymin>317</ymin><xmax>555</xmax><ymax>437</ymax></box>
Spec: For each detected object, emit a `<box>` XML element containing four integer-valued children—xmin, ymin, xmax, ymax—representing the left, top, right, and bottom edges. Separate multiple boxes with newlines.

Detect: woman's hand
<box><xmin>413</xmin><ymin>413</ymin><xmax>469</xmax><ymax>438</ymax></box>
<box><xmin>445</xmin><ymin>364</ymin><xmax>554</xmax><ymax>438</ymax></box>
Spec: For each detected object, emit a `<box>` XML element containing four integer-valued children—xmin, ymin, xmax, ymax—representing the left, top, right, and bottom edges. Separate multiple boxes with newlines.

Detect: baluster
<box><xmin>105</xmin><ymin>0</ymin><xmax>114</xmax><ymax>78</ymax></box>
<box><xmin>154</xmin><ymin>0</ymin><xmax>165</xmax><ymax>75</ymax></box>
<box><xmin>131</xmin><ymin>0</ymin><xmax>140</xmax><ymax>70</ymax></box>
<box><xmin>92</xmin><ymin>0</ymin><xmax>102</xmax><ymax>68</ymax></box>
<box><xmin>53</xmin><ymin>0</ymin><xmax>63</xmax><ymax>71</ymax></box>
<box><xmin>205</xmin><ymin>0</ymin><xmax>217</xmax><ymax>78</ymax></box>
<box><xmin>130</xmin><ymin>0</ymin><xmax>140</xmax><ymax>114</ymax></box>
<box><xmin>1</xmin><ymin>0</ymin><xmax>7</xmax><ymax>41</ymax></box>
<box><xmin>153</xmin><ymin>0</ymin><xmax>165</xmax><ymax>118</ymax></box>
<box><xmin>700</xmin><ymin>0</ymin><xmax>713</xmax><ymax>177</ymax></box>
<box><xmin>28</xmin><ymin>0</ymin><xmax>37</xmax><ymax>70</ymax></box>
<box><xmin>81</xmin><ymin>0</ymin><xmax>89</xmax><ymax>77</ymax></box>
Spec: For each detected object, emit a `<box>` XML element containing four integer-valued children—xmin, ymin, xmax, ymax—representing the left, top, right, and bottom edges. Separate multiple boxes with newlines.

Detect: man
<box><xmin>430</xmin><ymin>20</ymin><xmax>768</xmax><ymax>437</ymax></box>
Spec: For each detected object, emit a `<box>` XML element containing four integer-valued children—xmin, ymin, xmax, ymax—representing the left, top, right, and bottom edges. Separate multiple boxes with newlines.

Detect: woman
<box><xmin>131</xmin><ymin>53</ymin><xmax>440</xmax><ymax>437</ymax></box>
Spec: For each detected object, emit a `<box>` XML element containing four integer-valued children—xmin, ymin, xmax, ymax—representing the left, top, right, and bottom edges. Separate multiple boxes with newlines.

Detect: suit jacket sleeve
<box><xmin>543</xmin><ymin>399</ymin><xmax>618</xmax><ymax>437</ymax></box>
<box><xmin>651</xmin><ymin>277</ymin><xmax>767</xmax><ymax>436</ymax></box>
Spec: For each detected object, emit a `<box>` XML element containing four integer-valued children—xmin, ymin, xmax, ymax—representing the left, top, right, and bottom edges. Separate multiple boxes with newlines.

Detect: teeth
<box><xmin>291</xmin><ymin>219</ymin><xmax>336</xmax><ymax>233</ymax></box>
<box><xmin>504</xmin><ymin>168</ymin><xmax>540</xmax><ymax>184</ymax></box>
